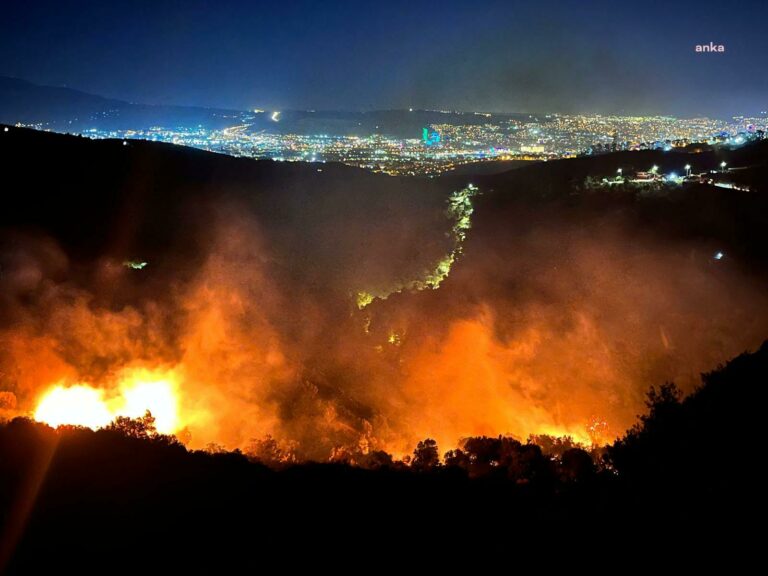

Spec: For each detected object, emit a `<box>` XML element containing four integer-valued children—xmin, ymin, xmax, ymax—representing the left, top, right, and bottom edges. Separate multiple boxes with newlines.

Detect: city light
<box><xmin>47</xmin><ymin>112</ymin><xmax>766</xmax><ymax>177</ymax></box>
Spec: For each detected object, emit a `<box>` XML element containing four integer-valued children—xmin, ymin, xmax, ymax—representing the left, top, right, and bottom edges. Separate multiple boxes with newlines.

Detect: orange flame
<box><xmin>5</xmin><ymin>212</ymin><xmax>767</xmax><ymax>459</ymax></box>
<box><xmin>34</xmin><ymin>385</ymin><xmax>113</xmax><ymax>429</ymax></box>
<box><xmin>34</xmin><ymin>368</ymin><xmax>184</xmax><ymax>434</ymax></box>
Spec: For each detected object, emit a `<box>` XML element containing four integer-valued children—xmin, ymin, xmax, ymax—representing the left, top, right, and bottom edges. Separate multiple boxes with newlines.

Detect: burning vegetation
<box><xmin>2</xmin><ymin>129</ymin><xmax>768</xmax><ymax>463</ymax></box>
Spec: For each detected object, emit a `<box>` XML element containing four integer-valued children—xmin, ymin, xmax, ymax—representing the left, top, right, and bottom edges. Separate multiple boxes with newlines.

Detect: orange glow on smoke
<box><xmin>34</xmin><ymin>369</ymin><xmax>181</xmax><ymax>434</ymax></box>
<box><xmin>5</xmin><ymin>215</ymin><xmax>767</xmax><ymax>460</ymax></box>
<box><xmin>394</xmin><ymin>315</ymin><xmax>601</xmax><ymax>453</ymax></box>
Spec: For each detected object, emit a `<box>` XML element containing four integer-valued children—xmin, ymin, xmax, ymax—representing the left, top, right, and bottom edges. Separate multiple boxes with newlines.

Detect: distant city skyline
<box><xmin>2</xmin><ymin>0</ymin><xmax>767</xmax><ymax>117</ymax></box>
<box><xmin>5</xmin><ymin>73</ymin><xmax>763</xmax><ymax>177</ymax></box>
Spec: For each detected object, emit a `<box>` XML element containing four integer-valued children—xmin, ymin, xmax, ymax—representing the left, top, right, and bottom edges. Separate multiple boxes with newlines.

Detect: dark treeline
<box><xmin>1</xmin><ymin>342</ymin><xmax>767</xmax><ymax>571</ymax></box>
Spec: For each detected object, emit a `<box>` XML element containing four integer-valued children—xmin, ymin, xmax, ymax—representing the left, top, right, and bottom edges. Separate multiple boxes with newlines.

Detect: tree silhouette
<box><xmin>559</xmin><ymin>448</ymin><xmax>595</xmax><ymax>483</ymax></box>
<box><xmin>527</xmin><ymin>434</ymin><xmax>581</xmax><ymax>459</ymax></box>
<box><xmin>246</xmin><ymin>434</ymin><xmax>297</xmax><ymax>466</ymax></box>
<box><xmin>105</xmin><ymin>410</ymin><xmax>157</xmax><ymax>439</ymax></box>
<box><xmin>411</xmin><ymin>438</ymin><xmax>439</xmax><ymax>470</ymax></box>
<box><xmin>359</xmin><ymin>450</ymin><xmax>395</xmax><ymax>470</ymax></box>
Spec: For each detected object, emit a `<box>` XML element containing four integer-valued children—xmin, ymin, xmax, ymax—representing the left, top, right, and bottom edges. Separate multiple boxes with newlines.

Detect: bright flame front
<box><xmin>120</xmin><ymin>380</ymin><xmax>177</xmax><ymax>433</ymax></box>
<box><xmin>34</xmin><ymin>385</ymin><xmax>113</xmax><ymax>429</ymax></box>
<box><xmin>33</xmin><ymin>370</ymin><xmax>181</xmax><ymax>434</ymax></box>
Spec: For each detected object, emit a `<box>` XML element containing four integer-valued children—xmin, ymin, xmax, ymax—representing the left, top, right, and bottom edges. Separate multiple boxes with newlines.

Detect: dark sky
<box><xmin>1</xmin><ymin>0</ymin><xmax>766</xmax><ymax>116</ymax></box>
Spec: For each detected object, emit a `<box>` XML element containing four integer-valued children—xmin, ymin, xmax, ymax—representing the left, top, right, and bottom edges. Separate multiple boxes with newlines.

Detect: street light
<box><xmin>685</xmin><ymin>164</ymin><xmax>691</xmax><ymax>177</ymax></box>
<box><xmin>720</xmin><ymin>161</ymin><xmax>727</xmax><ymax>171</ymax></box>
<box><xmin>617</xmin><ymin>168</ymin><xmax>622</xmax><ymax>174</ymax></box>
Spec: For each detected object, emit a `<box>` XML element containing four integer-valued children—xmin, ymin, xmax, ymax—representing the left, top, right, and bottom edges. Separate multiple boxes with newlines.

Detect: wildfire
<box><xmin>33</xmin><ymin>369</ymin><xmax>181</xmax><ymax>434</ymax></box>
<box><xmin>34</xmin><ymin>386</ymin><xmax>113</xmax><ymax>429</ymax></box>
<box><xmin>6</xmin><ymin>205</ymin><xmax>762</xmax><ymax>461</ymax></box>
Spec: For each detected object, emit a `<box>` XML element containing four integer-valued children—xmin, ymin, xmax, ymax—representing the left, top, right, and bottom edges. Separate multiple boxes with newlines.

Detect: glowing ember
<box><xmin>33</xmin><ymin>370</ymin><xmax>180</xmax><ymax>434</ymax></box>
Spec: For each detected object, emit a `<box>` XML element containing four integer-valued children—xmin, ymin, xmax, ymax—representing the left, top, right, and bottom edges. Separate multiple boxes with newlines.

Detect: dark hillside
<box><xmin>0</xmin><ymin>124</ymin><xmax>453</xmax><ymax>297</ymax></box>
<box><xmin>1</xmin><ymin>343</ymin><xmax>766</xmax><ymax>571</ymax></box>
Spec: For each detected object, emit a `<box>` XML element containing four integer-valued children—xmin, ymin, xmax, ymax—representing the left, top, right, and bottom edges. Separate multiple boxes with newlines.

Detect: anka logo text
<box><xmin>695</xmin><ymin>42</ymin><xmax>725</xmax><ymax>53</ymax></box>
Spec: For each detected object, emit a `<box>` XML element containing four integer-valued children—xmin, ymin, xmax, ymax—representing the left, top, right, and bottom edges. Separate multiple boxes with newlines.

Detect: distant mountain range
<box><xmin>0</xmin><ymin>76</ymin><xmax>531</xmax><ymax>137</ymax></box>
<box><xmin>0</xmin><ymin>76</ymin><xmax>246</xmax><ymax>132</ymax></box>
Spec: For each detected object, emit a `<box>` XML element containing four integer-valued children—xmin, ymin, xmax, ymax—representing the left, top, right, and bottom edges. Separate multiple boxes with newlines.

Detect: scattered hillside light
<box><xmin>720</xmin><ymin>161</ymin><xmax>727</xmax><ymax>170</ymax></box>
<box><xmin>3</xmin><ymin>127</ymin><xmax>8</xmax><ymax>132</ymax></box>
<box><xmin>123</xmin><ymin>260</ymin><xmax>148</xmax><ymax>270</ymax></box>
<box><xmin>714</xmin><ymin>251</ymin><xmax>725</xmax><ymax>260</ymax></box>
<box><xmin>651</xmin><ymin>165</ymin><xmax>659</xmax><ymax>173</ymax></box>
<box><xmin>122</xmin><ymin>140</ymin><xmax>128</xmax><ymax>146</ymax></box>
<box><xmin>668</xmin><ymin>172</ymin><xmax>678</xmax><ymax>180</ymax></box>
<box><xmin>685</xmin><ymin>164</ymin><xmax>692</xmax><ymax>176</ymax></box>
<box><xmin>617</xmin><ymin>168</ymin><xmax>622</xmax><ymax>174</ymax></box>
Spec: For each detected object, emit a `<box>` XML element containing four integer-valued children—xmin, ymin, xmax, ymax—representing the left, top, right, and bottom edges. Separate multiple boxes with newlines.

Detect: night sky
<box><xmin>1</xmin><ymin>0</ymin><xmax>766</xmax><ymax>116</ymax></box>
